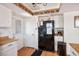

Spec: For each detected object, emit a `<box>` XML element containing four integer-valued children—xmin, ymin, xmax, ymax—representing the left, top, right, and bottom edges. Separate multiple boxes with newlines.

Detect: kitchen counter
<box><xmin>0</xmin><ymin>36</ymin><xmax>17</xmax><ymax>56</ymax></box>
<box><xmin>54</xmin><ymin>36</ymin><xmax>63</xmax><ymax>40</ymax></box>
<box><xmin>70</xmin><ymin>43</ymin><xmax>79</xmax><ymax>54</ymax></box>
<box><xmin>0</xmin><ymin>36</ymin><xmax>17</xmax><ymax>46</ymax></box>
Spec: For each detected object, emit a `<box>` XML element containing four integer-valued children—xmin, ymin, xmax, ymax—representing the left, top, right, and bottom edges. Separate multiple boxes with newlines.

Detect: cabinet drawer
<box><xmin>54</xmin><ymin>36</ymin><xmax>63</xmax><ymax>51</ymax></box>
<box><xmin>0</xmin><ymin>41</ymin><xmax>17</xmax><ymax>52</ymax></box>
<box><xmin>1</xmin><ymin>47</ymin><xmax>17</xmax><ymax>56</ymax></box>
<box><xmin>0</xmin><ymin>5</ymin><xmax>12</xmax><ymax>27</ymax></box>
<box><xmin>71</xmin><ymin>51</ymin><xmax>77</xmax><ymax>56</ymax></box>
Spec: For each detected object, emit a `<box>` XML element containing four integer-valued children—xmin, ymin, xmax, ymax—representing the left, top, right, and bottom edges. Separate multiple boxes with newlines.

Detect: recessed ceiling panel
<box><xmin>25</xmin><ymin>3</ymin><xmax>60</xmax><ymax>12</ymax></box>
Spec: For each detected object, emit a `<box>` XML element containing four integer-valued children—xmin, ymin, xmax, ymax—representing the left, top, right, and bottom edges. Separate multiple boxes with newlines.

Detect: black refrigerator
<box><xmin>38</xmin><ymin>20</ymin><xmax>55</xmax><ymax>52</ymax></box>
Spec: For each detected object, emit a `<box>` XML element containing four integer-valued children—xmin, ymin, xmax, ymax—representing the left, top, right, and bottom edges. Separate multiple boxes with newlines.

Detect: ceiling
<box><xmin>1</xmin><ymin>3</ymin><xmax>79</xmax><ymax>16</ymax></box>
<box><xmin>24</xmin><ymin>3</ymin><xmax>60</xmax><ymax>12</ymax></box>
<box><xmin>15</xmin><ymin>3</ymin><xmax>60</xmax><ymax>15</ymax></box>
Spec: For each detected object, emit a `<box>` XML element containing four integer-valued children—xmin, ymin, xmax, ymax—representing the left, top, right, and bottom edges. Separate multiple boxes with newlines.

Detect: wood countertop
<box><xmin>70</xmin><ymin>43</ymin><xmax>79</xmax><ymax>54</ymax></box>
<box><xmin>0</xmin><ymin>36</ymin><xmax>17</xmax><ymax>46</ymax></box>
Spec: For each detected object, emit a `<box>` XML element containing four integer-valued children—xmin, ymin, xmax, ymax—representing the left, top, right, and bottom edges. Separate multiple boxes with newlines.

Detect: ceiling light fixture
<box><xmin>43</xmin><ymin>3</ymin><xmax>47</xmax><ymax>6</ymax></box>
<box><xmin>32</xmin><ymin>3</ymin><xmax>47</xmax><ymax>7</ymax></box>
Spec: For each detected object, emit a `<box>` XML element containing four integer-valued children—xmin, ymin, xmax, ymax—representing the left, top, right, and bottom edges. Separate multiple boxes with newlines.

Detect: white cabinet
<box><xmin>68</xmin><ymin>44</ymin><xmax>79</xmax><ymax>56</ymax></box>
<box><xmin>53</xmin><ymin>15</ymin><xmax>64</xmax><ymax>28</ymax></box>
<box><xmin>0</xmin><ymin>5</ymin><xmax>12</xmax><ymax>27</ymax></box>
<box><xmin>16</xmin><ymin>37</ymin><xmax>24</xmax><ymax>50</ymax></box>
<box><xmin>54</xmin><ymin>36</ymin><xmax>63</xmax><ymax>51</ymax></box>
<box><xmin>0</xmin><ymin>41</ymin><xmax>17</xmax><ymax>56</ymax></box>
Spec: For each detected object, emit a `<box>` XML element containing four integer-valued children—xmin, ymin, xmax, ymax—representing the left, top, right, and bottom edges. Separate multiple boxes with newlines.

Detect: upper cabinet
<box><xmin>0</xmin><ymin>5</ymin><xmax>12</xmax><ymax>27</ymax></box>
<box><xmin>53</xmin><ymin>15</ymin><xmax>64</xmax><ymax>28</ymax></box>
<box><xmin>38</xmin><ymin>15</ymin><xmax>64</xmax><ymax>28</ymax></box>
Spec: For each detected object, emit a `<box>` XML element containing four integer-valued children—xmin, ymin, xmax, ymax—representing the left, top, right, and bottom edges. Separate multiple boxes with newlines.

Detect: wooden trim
<box><xmin>33</xmin><ymin>8</ymin><xmax>59</xmax><ymax>15</ymax></box>
<box><xmin>14</xmin><ymin>3</ymin><xmax>33</xmax><ymax>15</ymax></box>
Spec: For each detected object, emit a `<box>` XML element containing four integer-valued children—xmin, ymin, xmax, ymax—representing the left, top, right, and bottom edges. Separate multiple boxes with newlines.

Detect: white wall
<box><xmin>60</xmin><ymin>3</ymin><xmax>79</xmax><ymax>13</ymax></box>
<box><xmin>64</xmin><ymin>11</ymin><xmax>79</xmax><ymax>43</ymax></box>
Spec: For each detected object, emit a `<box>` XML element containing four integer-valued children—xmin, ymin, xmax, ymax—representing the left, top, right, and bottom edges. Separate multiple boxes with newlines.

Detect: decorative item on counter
<box><xmin>55</xmin><ymin>31</ymin><xmax>63</xmax><ymax>36</ymax></box>
<box><xmin>58</xmin><ymin>31</ymin><xmax>63</xmax><ymax>36</ymax></box>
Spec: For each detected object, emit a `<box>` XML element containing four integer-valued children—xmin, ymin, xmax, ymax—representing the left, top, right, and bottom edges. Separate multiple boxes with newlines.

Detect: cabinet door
<box><xmin>55</xmin><ymin>36</ymin><xmax>63</xmax><ymax>51</ymax></box>
<box><xmin>53</xmin><ymin>15</ymin><xmax>64</xmax><ymax>28</ymax></box>
<box><xmin>0</xmin><ymin>41</ymin><xmax>17</xmax><ymax>56</ymax></box>
<box><xmin>2</xmin><ymin>47</ymin><xmax>17</xmax><ymax>56</ymax></box>
<box><xmin>54</xmin><ymin>16</ymin><xmax>59</xmax><ymax>28</ymax></box>
<box><xmin>0</xmin><ymin>5</ymin><xmax>12</xmax><ymax>27</ymax></box>
<box><xmin>17</xmin><ymin>38</ymin><xmax>24</xmax><ymax>50</ymax></box>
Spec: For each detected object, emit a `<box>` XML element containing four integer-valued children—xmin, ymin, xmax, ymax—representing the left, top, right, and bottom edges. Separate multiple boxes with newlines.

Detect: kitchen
<box><xmin>0</xmin><ymin>3</ymin><xmax>79</xmax><ymax>56</ymax></box>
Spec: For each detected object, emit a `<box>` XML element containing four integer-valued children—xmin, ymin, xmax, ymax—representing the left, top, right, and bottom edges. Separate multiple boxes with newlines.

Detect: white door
<box><xmin>24</xmin><ymin>16</ymin><xmax>38</xmax><ymax>49</ymax></box>
<box><xmin>12</xmin><ymin>16</ymin><xmax>24</xmax><ymax>50</ymax></box>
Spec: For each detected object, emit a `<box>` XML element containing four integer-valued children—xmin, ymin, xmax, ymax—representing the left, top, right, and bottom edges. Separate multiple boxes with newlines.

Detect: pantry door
<box><xmin>25</xmin><ymin>16</ymin><xmax>38</xmax><ymax>49</ymax></box>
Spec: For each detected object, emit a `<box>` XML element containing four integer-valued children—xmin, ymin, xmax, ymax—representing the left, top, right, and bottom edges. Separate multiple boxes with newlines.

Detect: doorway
<box><xmin>38</xmin><ymin>20</ymin><xmax>55</xmax><ymax>51</ymax></box>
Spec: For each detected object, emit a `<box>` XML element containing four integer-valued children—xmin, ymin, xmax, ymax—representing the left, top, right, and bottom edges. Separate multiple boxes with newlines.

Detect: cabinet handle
<box><xmin>8</xmin><ymin>44</ymin><xmax>12</xmax><ymax>46</ymax></box>
<box><xmin>72</xmin><ymin>51</ymin><xmax>76</xmax><ymax>56</ymax></box>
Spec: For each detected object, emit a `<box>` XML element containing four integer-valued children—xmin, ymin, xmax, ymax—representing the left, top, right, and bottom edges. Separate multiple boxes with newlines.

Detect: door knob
<box><xmin>32</xmin><ymin>34</ymin><xmax>34</xmax><ymax>35</ymax></box>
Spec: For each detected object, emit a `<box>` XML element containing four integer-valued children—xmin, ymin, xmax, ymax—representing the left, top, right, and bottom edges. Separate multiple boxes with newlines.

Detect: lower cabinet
<box><xmin>0</xmin><ymin>41</ymin><xmax>17</xmax><ymax>56</ymax></box>
<box><xmin>68</xmin><ymin>44</ymin><xmax>79</xmax><ymax>56</ymax></box>
<box><xmin>17</xmin><ymin>39</ymin><xmax>24</xmax><ymax>50</ymax></box>
<box><xmin>54</xmin><ymin>36</ymin><xmax>63</xmax><ymax>51</ymax></box>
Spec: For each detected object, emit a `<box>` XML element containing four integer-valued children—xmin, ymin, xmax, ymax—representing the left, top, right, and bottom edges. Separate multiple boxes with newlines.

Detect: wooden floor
<box><xmin>41</xmin><ymin>51</ymin><xmax>58</xmax><ymax>56</ymax></box>
<box><xmin>18</xmin><ymin>47</ymin><xmax>36</xmax><ymax>56</ymax></box>
<box><xmin>18</xmin><ymin>47</ymin><xmax>58</xmax><ymax>56</ymax></box>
